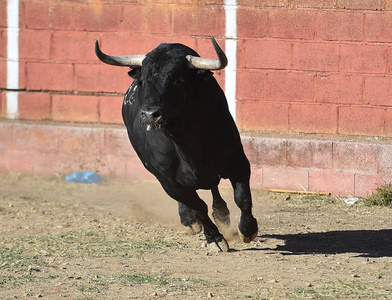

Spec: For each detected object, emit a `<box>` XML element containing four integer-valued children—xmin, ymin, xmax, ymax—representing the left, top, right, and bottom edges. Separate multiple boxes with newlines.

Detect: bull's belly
<box><xmin>145</xmin><ymin>158</ymin><xmax>222</xmax><ymax>190</ymax></box>
<box><xmin>175</xmin><ymin>165</ymin><xmax>221</xmax><ymax>190</ymax></box>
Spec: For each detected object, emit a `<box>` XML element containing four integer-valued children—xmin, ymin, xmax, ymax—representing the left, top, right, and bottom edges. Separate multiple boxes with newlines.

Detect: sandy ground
<box><xmin>0</xmin><ymin>172</ymin><xmax>391</xmax><ymax>299</ymax></box>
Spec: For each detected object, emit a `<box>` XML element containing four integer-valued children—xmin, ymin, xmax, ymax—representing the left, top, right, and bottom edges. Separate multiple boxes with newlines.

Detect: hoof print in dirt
<box><xmin>207</xmin><ymin>238</ymin><xmax>229</xmax><ymax>253</ymax></box>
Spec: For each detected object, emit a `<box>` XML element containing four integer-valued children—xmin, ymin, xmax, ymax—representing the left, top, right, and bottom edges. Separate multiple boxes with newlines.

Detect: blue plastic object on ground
<box><xmin>65</xmin><ymin>171</ymin><xmax>103</xmax><ymax>184</ymax></box>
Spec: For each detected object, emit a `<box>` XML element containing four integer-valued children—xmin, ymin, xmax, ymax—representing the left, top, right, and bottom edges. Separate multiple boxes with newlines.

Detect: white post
<box><xmin>7</xmin><ymin>0</ymin><xmax>20</xmax><ymax>119</ymax></box>
<box><xmin>224</xmin><ymin>0</ymin><xmax>237</xmax><ymax>122</ymax></box>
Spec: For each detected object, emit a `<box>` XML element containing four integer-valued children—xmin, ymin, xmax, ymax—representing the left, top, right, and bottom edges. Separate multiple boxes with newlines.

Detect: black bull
<box><xmin>95</xmin><ymin>37</ymin><xmax>258</xmax><ymax>252</ymax></box>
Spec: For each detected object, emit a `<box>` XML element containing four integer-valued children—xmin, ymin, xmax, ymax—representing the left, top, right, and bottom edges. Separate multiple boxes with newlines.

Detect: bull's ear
<box><xmin>128</xmin><ymin>68</ymin><xmax>141</xmax><ymax>80</ymax></box>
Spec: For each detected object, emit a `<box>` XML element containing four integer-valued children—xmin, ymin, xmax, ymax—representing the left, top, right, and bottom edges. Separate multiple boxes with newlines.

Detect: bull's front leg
<box><xmin>159</xmin><ymin>179</ymin><xmax>229</xmax><ymax>252</ymax></box>
<box><xmin>231</xmin><ymin>180</ymin><xmax>258</xmax><ymax>243</ymax></box>
<box><xmin>228</xmin><ymin>154</ymin><xmax>258</xmax><ymax>243</ymax></box>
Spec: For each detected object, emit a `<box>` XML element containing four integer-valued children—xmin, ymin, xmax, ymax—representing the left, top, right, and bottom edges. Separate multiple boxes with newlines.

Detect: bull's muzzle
<box><xmin>140</xmin><ymin>110</ymin><xmax>163</xmax><ymax>130</ymax></box>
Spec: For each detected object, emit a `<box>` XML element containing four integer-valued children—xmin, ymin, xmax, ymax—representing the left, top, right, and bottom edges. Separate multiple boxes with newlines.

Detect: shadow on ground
<box><xmin>260</xmin><ymin>229</ymin><xmax>392</xmax><ymax>258</ymax></box>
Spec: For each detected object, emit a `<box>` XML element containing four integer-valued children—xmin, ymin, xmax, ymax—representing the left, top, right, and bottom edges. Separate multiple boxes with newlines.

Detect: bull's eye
<box><xmin>173</xmin><ymin>79</ymin><xmax>185</xmax><ymax>87</ymax></box>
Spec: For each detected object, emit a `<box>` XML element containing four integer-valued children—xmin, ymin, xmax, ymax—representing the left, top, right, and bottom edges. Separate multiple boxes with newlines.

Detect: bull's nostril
<box><xmin>152</xmin><ymin>111</ymin><xmax>161</xmax><ymax>119</ymax></box>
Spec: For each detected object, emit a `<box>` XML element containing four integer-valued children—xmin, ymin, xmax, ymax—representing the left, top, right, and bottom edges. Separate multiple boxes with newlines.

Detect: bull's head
<box><xmin>95</xmin><ymin>37</ymin><xmax>227</xmax><ymax>130</ymax></box>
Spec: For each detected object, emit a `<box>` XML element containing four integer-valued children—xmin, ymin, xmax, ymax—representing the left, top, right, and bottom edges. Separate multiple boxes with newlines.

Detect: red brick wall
<box><xmin>1</xmin><ymin>0</ymin><xmax>392</xmax><ymax>137</ymax></box>
<box><xmin>2</xmin><ymin>0</ymin><xmax>392</xmax><ymax>137</ymax></box>
<box><xmin>2</xmin><ymin>0</ymin><xmax>392</xmax><ymax>196</ymax></box>
<box><xmin>236</xmin><ymin>0</ymin><xmax>392</xmax><ymax>137</ymax></box>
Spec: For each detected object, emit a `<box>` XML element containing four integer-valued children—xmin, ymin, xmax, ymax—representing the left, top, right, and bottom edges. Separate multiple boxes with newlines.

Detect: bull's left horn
<box><xmin>95</xmin><ymin>40</ymin><xmax>145</xmax><ymax>67</ymax></box>
<box><xmin>186</xmin><ymin>37</ymin><xmax>228</xmax><ymax>71</ymax></box>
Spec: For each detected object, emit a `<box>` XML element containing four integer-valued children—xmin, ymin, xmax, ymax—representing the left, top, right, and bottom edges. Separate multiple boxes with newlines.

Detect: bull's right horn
<box><xmin>95</xmin><ymin>40</ymin><xmax>145</xmax><ymax>68</ymax></box>
<box><xmin>186</xmin><ymin>37</ymin><xmax>228</xmax><ymax>71</ymax></box>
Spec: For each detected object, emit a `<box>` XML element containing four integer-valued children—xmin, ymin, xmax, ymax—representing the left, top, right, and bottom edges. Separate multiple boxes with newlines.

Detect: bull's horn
<box><xmin>186</xmin><ymin>37</ymin><xmax>228</xmax><ymax>71</ymax></box>
<box><xmin>95</xmin><ymin>40</ymin><xmax>145</xmax><ymax>67</ymax></box>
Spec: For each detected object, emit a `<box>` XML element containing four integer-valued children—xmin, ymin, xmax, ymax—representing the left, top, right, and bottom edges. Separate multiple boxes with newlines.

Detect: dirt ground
<box><xmin>0</xmin><ymin>172</ymin><xmax>391</xmax><ymax>300</ymax></box>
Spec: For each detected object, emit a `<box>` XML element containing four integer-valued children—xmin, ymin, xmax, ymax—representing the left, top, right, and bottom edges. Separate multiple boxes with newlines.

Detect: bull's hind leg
<box><xmin>211</xmin><ymin>186</ymin><xmax>230</xmax><ymax>227</ymax></box>
<box><xmin>228</xmin><ymin>154</ymin><xmax>258</xmax><ymax>243</ymax></box>
<box><xmin>159</xmin><ymin>180</ymin><xmax>229</xmax><ymax>252</ymax></box>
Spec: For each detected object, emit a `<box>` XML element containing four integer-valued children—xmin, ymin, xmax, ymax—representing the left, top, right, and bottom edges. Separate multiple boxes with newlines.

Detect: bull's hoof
<box><xmin>185</xmin><ymin>221</ymin><xmax>203</xmax><ymax>235</ymax></box>
<box><xmin>207</xmin><ymin>238</ymin><xmax>229</xmax><ymax>253</ymax></box>
<box><xmin>238</xmin><ymin>229</ymin><xmax>258</xmax><ymax>243</ymax></box>
<box><xmin>238</xmin><ymin>216</ymin><xmax>258</xmax><ymax>243</ymax></box>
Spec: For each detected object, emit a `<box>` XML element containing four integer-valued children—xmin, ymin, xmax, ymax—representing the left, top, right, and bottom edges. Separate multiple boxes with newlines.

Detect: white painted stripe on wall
<box><xmin>224</xmin><ymin>0</ymin><xmax>237</xmax><ymax>121</ymax></box>
<box><xmin>7</xmin><ymin>0</ymin><xmax>20</xmax><ymax>119</ymax></box>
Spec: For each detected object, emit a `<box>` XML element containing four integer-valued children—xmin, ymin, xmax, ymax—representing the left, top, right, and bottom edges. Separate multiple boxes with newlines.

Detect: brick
<box><xmin>100</xmin><ymin>96</ymin><xmax>124</xmax><ymax>124</ymax></box>
<box><xmin>0</xmin><ymin>92</ymin><xmax>4</xmax><ymax>117</ymax></box>
<box><xmin>340</xmin><ymin>44</ymin><xmax>388</xmax><ymax>74</ymax></box>
<box><xmin>99</xmin><ymin>154</ymin><xmax>128</xmax><ymax>180</ymax></box>
<box><xmin>236</xmin><ymin>69</ymin><xmax>266</xmax><ymax>101</ymax></box>
<box><xmin>318</xmin><ymin>11</ymin><xmax>363</xmax><ymax>42</ymax></box>
<box><xmin>99</xmin><ymin>34</ymin><xmax>150</xmax><ymax>58</ymax></box>
<box><xmin>18</xmin><ymin>92</ymin><xmax>51</xmax><ymax>120</ymax></box>
<box><xmin>52</xmin><ymin>94</ymin><xmax>99</xmax><ymax>123</ymax></box>
<box><xmin>365</xmin><ymin>12</ymin><xmax>392</xmax><ymax>42</ymax></box>
<box><xmin>73</xmin><ymin>3</ymin><xmax>122</xmax><ymax>31</ymax></box>
<box><xmin>1</xmin><ymin>152</ymin><xmax>34</xmax><ymax>174</ymax></box>
<box><xmin>364</xmin><ymin>76</ymin><xmax>392</xmax><ymax>106</ymax></box>
<box><xmin>12</xmin><ymin>123</ymin><xmax>58</xmax><ymax>153</ymax></box>
<box><xmin>262</xmin><ymin>166</ymin><xmax>309</xmax><ymax>191</ymax></box>
<box><xmin>143</xmin><ymin>4</ymin><xmax>172</xmax><ymax>35</ymax></box>
<box><xmin>287</xmin><ymin>139</ymin><xmax>333</xmax><ymax>169</ymax></box>
<box><xmin>120</xmin><ymin>4</ymin><xmax>144</xmax><ymax>33</ymax></box>
<box><xmin>172</xmin><ymin>5</ymin><xmax>224</xmax><ymax>37</ymax></box>
<box><xmin>290</xmin><ymin>103</ymin><xmax>338</xmax><ymax>134</ymax></box>
<box><xmin>126</xmin><ymin>156</ymin><xmax>156</xmax><ymax>181</ymax></box>
<box><xmin>0</xmin><ymin>2</ymin><xmax>6</xmax><ymax>28</ymax></box>
<box><xmin>18</xmin><ymin>62</ymin><xmax>26</xmax><ymax>90</ymax></box>
<box><xmin>22</xmin><ymin>1</ymin><xmax>50</xmax><ymax>29</ymax></box>
<box><xmin>339</xmin><ymin>0</ymin><xmax>383</xmax><ymax>10</ymax></box>
<box><xmin>269</xmin><ymin>9</ymin><xmax>315</xmax><ymax>40</ymax></box>
<box><xmin>19</xmin><ymin>30</ymin><xmax>51</xmax><ymax>60</ymax></box>
<box><xmin>332</xmin><ymin>141</ymin><xmax>379</xmax><ymax>173</ymax></box>
<box><xmin>0</xmin><ymin>60</ymin><xmax>6</xmax><ymax>89</ymax></box>
<box><xmin>315</xmin><ymin>73</ymin><xmax>363</xmax><ymax>105</ymax></box>
<box><xmin>384</xmin><ymin>108</ymin><xmax>392</xmax><ymax>137</ymax></box>
<box><xmin>51</xmin><ymin>31</ymin><xmax>98</xmax><ymax>62</ymax></box>
<box><xmin>238</xmin><ymin>39</ymin><xmax>292</xmax><ymax>70</ymax></box>
<box><xmin>103</xmin><ymin>128</ymin><xmax>133</xmax><ymax>157</ymax></box>
<box><xmin>0</xmin><ymin>30</ymin><xmax>6</xmax><ymax>58</ymax></box>
<box><xmin>338</xmin><ymin>106</ymin><xmax>385</xmax><ymax>136</ymax></box>
<box><xmin>57</xmin><ymin>126</ymin><xmax>102</xmax><ymax>156</ymax></box>
<box><xmin>238</xmin><ymin>0</ymin><xmax>288</xmax><ymax>7</ymax></box>
<box><xmin>267</xmin><ymin>71</ymin><xmax>315</xmax><ymax>102</ymax></box>
<box><xmin>147</xmin><ymin>36</ymin><xmax>197</xmax><ymax>53</ymax></box>
<box><xmin>309</xmin><ymin>170</ymin><xmax>354</xmax><ymax>196</ymax></box>
<box><xmin>50</xmin><ymin>2</ymin><xmax>72</xmax><ymax>30</ymax></box>
<box><xmin>293</xmin><ymin>0</ymin><xmax>338</xmax><ymax>8</ymax></box>
<box><xmin>237</xmin><ymin>7</ymin><xmax>268</xmax><ymax>38</ymax></box>
<box><xmin>377</xmin><ymin>143</ymin><xmax>392</xmax><ymax>174</ymax></box>
<box><xmin>26</xmin><ymin>62</ymin><xmax>74</xmax><ymax>91</ymax></box>
<box><xmin>249</xmin><ymin>167</ymin><xmax>263</xmax><ymax>189</ymax></box>
<box><xmin>241</xmin><ymin>135</ymin><xmax>287</xmax><ymax>167</ymax></box>
<box><xmin>355</xmin><ymin>174</ymin><xmax>382</xmax><ymax>197</ymax></box>
<box><xmin>293</xmin><ymin>42</ymin><xmax>340</xmax><ymax>72</ymax></box>
<box><xmin>196</xmin><ymin>37</ymin><xmax>223</xmax><ymax>62</ymax></box>
<box><xmin>236</xmin><ymin>100</ymin><xmax>290</xmax><ymax>132</ymax></box>
<box><xmin>75</xmin><ymin>64</ymin><xmax>131</xmax><ymax>94</ymax></box>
